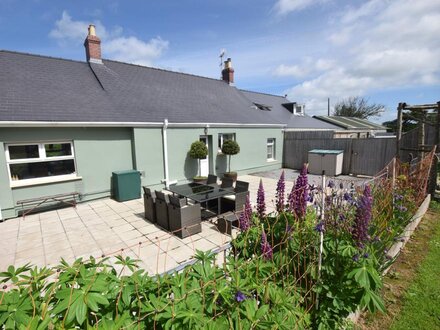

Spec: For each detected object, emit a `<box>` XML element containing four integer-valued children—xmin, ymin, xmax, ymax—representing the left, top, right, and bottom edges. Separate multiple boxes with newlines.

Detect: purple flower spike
<box><xmin>261</xmin><ymin>227</ymin><xmax>273</xmax><ymax>260</ymax></box>
<box><xmin>314</xmin><ymin>221</ymin><xmax>324</xmax><ymax>233</ymax></box>
<box><xmin>239</xmin><ymin>195</ymin><xmax>252</xmax><ymax>231</ymax></box>
<box><xmin>288</xmin><ymin>164</ymin><xmax>309</xmax><ymax>219</ymax></box>
<box><xmin>256</xmin><ymin>179</ymin><xmax>266</xmax><ymax>219</ymax></box>
<box><xmin>328</xmin><ymin>180</ymin><xmax>335</xmax><ymax>189</ymax></box>
<box><xmin>235</xmin><ymin>291</ymin><xmax>246</xmax><ymax>302</ymax></box>
<box><xmin>276</xmin><ymin>170</ymin><xmax>285</xmax><ymax>212</ymax></box>
<box><xmin>352</xmin><ymin>185</ymin><xmax>373</xmax><ymax>248</ymax></box>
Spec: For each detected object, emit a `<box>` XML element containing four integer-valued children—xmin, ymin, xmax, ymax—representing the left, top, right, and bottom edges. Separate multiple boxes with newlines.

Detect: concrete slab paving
<box><xmin>1</xmin><ymin>169</ymin><xmax>329</xmax><ymax>275</ymax></box>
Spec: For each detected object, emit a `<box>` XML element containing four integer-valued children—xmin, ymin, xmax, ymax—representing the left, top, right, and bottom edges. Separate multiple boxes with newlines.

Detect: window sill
<box><xmin>10</xmin><ymin>175</ymin><xmax>82</xmax><ymax>188</ymax></box>
<box><xmin>267</xmin><ymin>159</ymin><xmax>277</xmax><ymax>163</ymax></box>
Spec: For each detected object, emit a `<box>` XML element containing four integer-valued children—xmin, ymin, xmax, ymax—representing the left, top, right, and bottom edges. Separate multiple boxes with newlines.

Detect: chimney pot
<box><xmin>88</xmin><ymin>24</ymin><xmax>96</xmax><ymax>36</ymax></box>
<box><xmin>222</xmin><ymin>57</ymin><xmax>234</xmax><ymax>85</ymax></box>
<box><xmin>84</xmin><ymin>24</ymin><xmax>102</xmax><ymax>64</ymax></box>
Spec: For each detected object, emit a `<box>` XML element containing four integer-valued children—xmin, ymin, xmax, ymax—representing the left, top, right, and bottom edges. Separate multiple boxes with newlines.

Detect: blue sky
<box><xmin>0</xmin><ymin>0</ymin><xmax>439</xmax><ymax>123</ymax></box>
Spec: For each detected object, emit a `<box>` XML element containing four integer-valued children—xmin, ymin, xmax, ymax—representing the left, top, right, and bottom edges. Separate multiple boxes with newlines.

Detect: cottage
<box><xmin>0</xmin><ymin>25</ymin><xmax>332</xmax><ymax>219</ymax></box>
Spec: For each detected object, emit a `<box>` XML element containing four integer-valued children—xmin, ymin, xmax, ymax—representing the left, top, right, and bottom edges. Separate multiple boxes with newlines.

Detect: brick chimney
<box><xmin>222</xmin><ymin>58</ymin><xmax>234</xmax><ymax>85</ymax></box>
<box><xmin>84</xmin><ymin>24</ymin><xmax>102</xmax><ymax>64</ymax></box>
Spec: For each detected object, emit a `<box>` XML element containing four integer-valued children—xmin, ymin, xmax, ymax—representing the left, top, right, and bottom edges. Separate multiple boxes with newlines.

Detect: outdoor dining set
<box><xmin>143</xmin><ymin>174</ymin><xmax>249</xmax><ymax>238</ymax></box>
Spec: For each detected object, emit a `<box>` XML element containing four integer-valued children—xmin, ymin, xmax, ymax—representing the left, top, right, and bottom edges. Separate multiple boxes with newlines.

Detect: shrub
<box><xmin>189</xmin><ymin>140</ymin><xmax>208</xmax><ymax>177</ymax></box>
<box><xmin>221</xmin><ymin>140</ymin><xmax>240</xmax><ymax>173</ymax></box>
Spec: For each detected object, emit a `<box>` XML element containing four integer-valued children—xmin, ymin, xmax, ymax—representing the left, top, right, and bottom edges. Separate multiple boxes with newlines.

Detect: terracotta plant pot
<box><xmin>223</xmin><ymin>172</ymin><xmax>238</xmax><ymax>182</ymax></box>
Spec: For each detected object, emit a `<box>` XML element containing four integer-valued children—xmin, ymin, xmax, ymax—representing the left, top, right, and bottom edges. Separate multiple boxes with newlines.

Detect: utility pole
<box><xmin>327</xmin><ymin>98</ymin><xmax>330</xmax><ymax>116</ymax></box>
<box><xmin>396</xmin><ymin>103</ymin><xmax>404</xmax><ymax>160</ymax></box>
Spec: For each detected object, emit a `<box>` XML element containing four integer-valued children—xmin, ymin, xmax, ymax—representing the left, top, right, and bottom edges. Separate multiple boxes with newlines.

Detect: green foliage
<box><xmin>221</xmin><ymin>140</ymin><xmax>240</xmax><ymax>173</ymax></box>
<box><xmin>189</xmin><ymin>141</ymin><xmax>208</xmax><ymax>177</ymax></box>
<box><xmin>0</xmin><ymin>251</ymin><xmax>310</xmax><ymax>329</ymax></box>
<box><xmin>189</xmin><ymin>141</ymin><xmax>208</xmax><ymax>159</ymax></box>
<box><xmin>333</xmin><ymin>96</ymin><xmax>384</xmax><ymax>119</ymax></box>
<box><xmin>221</xmin><ymin>140</ymin><xmax>240</xmax><ymax>156</ymax></box>
<box><xmin>389</xmin><ymin>205</ymin><xmax>440</xmax><ymax>329</ymax></box>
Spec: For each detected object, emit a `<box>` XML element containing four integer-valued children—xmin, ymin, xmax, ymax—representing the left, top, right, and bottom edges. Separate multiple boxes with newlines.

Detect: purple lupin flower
<box><xmin>352</xmin><ymin>185</ymin><xmax>373</xmax><ymax>248</ymax></box>
<box><xmin>288</xmin><ymin>164</ymin><xmax>309</xmax><ymax>219</ymax></box>
<box><xmin>261</xmin><ymin>227</ymin><xmax>273</xmax><ymax>260</ymax></box>
<box><xmin>256</xmin><ymin>179</ymin><xmax>266</xmax><ymax>219</ymax></box>
<box><xmin>239</xmin><ymin>195</ymin><xmax>252</xmax><ymax>231</ymax></box>
<box><xmin>235</xmin><ymin>291</ymin><xmax>246</xmax><ymax>302</ymax></box>
<box><xmin>314</xmin><ymin>221</ymin><xmax>324</xmax><ymax>233</ymax></box>
<box><xmin>276</xmin><ymin>170</ymin><xmax>285</xmax><ymax>212</ymax></box>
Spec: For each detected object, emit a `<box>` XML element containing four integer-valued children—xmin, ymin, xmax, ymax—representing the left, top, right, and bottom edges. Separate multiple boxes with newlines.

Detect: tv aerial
<box><xmin>219</xmin><ymin>49</ymin><xmax>226</xmax><ymax>67</ymax></box>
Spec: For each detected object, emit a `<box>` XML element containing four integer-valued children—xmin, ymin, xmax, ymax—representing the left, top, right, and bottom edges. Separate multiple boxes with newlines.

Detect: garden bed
<box><xmin>348</xmin><ymin>193</ymin><xmax>431</xmax><ymax>324</ymax></box>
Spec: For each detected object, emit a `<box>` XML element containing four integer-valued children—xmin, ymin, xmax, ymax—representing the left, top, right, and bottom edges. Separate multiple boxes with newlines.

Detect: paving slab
<box><xmin>0</xmin><ymin>170</ymin><xmax>303</xmax><ymax>274</ymax></box>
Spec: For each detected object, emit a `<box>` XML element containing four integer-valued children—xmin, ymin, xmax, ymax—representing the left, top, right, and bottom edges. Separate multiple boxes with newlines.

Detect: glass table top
<box><xmin>167</xmin><ymin>182</ymin><xmax>233</xmax><ymax>203</ymax></box>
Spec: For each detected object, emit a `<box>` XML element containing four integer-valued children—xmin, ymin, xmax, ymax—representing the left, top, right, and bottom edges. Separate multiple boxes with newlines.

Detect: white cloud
<box><xmin>273</xmin><ymin>0</ymin><xmax>325</xmax><ymax>15</ymax></box>
<box><xmin>274</xmin><ymin>57</ymin><xmax>335</xmax><ymax>78</ymax></box>
<box><xmin>50</xmin><ymin>11</ymin><xmax>95</xmax><ymax>42</ymax></box>
<box><xmin>49</xmin><ymin>11</ymin><xmax>168</xmax><ymax>65</ymax></box>
<box><xmin>275</xmin><ymin>63</ymin><xmax>310</xmax><ymax>78</ymax></box>
<box><xmin>105</xmin><ymin>37</ymin><xmax>168</xmax><ymax>66</ymax></box>
<box><xmin>282</xmin><ymin>0</ymin><xmax>440</xmax><ymax>116</ymax></box>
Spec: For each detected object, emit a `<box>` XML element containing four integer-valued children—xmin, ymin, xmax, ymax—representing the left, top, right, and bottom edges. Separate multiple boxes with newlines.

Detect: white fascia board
<box><xmin>284</xmin><ymin>128</ymin><xmax>336</xmax><ymax>131</ymax></box>
<box><xmin>0</xmin><ymin>121</ymin><xmax>286</xmax><ymax>128</ymax></box>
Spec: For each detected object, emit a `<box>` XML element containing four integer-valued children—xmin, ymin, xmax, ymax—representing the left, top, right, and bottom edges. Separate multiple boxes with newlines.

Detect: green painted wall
<box><xmin>0</xmin><ymin>126</ymin><xmax>283</xmax><ymax>219</ymax></box>
<box><xmin>166</xmin><ymin>127</ymin><xmax>283</xmax><ymax>182</ymax></box>
<box><xmin>0</xmin><ymin>128</ymin><xmax>133</xmax><ymax>219</ymax></box>
<box><xmin>132</xmin><ymin>128</ymin><xmax>164</xmax><ymax>188</ymax></box>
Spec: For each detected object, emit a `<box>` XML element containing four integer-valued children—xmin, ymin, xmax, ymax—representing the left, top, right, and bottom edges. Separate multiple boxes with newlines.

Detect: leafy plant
<box><xmin>189</xmin><ymin>140</ymin><xmax>208</xmax><ymax>177</ymax></box>
<box><xmin>221</xmin><ymin>140</ymin><xmax>240</xmax><ymax>173</ymax></box>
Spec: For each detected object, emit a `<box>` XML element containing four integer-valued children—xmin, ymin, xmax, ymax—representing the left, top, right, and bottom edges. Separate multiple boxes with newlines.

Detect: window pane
<box><xmin>8</xmin><ymin>145</ymin><xmax>39</xmax><ymax>160</ymax></box>
<box><xmin>10</xmin><ymin>160</ymin><xmax>75</xmax><ymax>180</ymax></box>
<box><xmin>45</xmin><ymin>143</ymin><xmax>72</xmax><ymax>157</ymax></box>
<box><xmin>224</xmin><ymin>134</ymin><xmax>233</xmax><ymax>141</ymax></box>
<box><xmin>267</xmin><ymin>147</ymin><xmax>272</xmax><ymax>158</ymax></box>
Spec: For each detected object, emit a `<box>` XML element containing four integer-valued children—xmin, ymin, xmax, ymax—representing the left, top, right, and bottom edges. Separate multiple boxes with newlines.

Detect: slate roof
<box><xmin>240</xmin><ymin>90</ymin><xmax>340</xmax><ymax>130</ymax></box>
<box><xmin>0</xmin><ymin>50</ymin><xmax>281</xmax><ymax>125</ymax></box>
<box><xmin>313</xmin><ymin>116</ymin><xmax>387</xmax><ymax>130</ymax></box>
<box><xmin>0</xmin><ymin>50</ymin><xmax>342</xmax><ymax>129</ymax></box>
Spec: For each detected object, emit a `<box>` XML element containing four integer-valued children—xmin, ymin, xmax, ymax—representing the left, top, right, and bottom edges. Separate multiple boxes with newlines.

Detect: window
<box><xmin>293</xmin><ymin>104</ymin><xmax>304</xmax><ymax>115</ymax></box>
<box><xmin>5</xmin><ymin>142</ymin><xmax>77</xmax><ymax>184</ymax></box>
<box><xmin>254</xmin><ymin>103</ymin><xmax>272</xmax><ymax>111</ymax></box>
<box><xmin>218</xmin><ymin>133</ymin><xmax>235</xmax><ymax>150</ymax></box>
<box><xmin>267</xmin><ymin>138</ymin><xmax>276</xmax><ymax>161</ymax></box>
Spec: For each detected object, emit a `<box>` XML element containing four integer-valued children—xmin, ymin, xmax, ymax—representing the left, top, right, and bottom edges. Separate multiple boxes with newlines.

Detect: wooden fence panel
<box><xmin>350</xmin><ymin>138</ymin><xmax>396</xmax><ymax>176</ymax></box>
<box><xmin>283</xmin><ymin>131</ymin><xmax>395</xmax><ymax>176</ymax></box>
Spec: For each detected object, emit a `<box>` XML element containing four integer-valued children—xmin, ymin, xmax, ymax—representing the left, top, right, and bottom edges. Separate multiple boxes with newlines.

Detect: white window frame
<box><xmin>293</xmin><ymin>104</ymin><xmax>304</xmax><ymax>115</ymax></box>
<box><xmin>267</xmin><ymin>138</ymin><xmax>276</xmax><ymax>161</ymax></box>
<box><xmin>218</xmin><ymin>133</ymin><xmax>236</xmax><ymax>153</ymax></box>
<box><xmin>5</xmin><ymin>141</ymin><xmax>77</xmax><ymax>186</ymax></box>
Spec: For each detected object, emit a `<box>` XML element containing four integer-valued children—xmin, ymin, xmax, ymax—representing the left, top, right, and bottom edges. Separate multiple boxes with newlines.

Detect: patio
<box><xmin>0</xmin><ymin>170</ymin><xmax>361</xmax><ymax>274</ymax></box>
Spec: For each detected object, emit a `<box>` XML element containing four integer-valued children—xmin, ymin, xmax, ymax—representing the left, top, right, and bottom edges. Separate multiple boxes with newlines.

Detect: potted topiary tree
<box><xmin>189</xmin><ymin>140</ymin><xmax>208</xmax><ymax>182</ymax></box>
<box><xmin>221</xmin><ymin>139</ymin><xmax>240</xmax><ymax>181</ymax></box>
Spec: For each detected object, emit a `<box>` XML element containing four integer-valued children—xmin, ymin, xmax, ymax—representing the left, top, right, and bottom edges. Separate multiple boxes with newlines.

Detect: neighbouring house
<box><xmin>313</xmin><ymin>115</ymin><xmax>388</xmax><ymax>138</ymax></box>
<box><xmin>0</xmin><ymin>25</ymin><xmax>334</xmax><ymax>220</ymax></box>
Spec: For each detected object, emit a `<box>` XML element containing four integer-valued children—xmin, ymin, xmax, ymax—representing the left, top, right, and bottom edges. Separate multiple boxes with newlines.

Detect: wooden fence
<box><xmin>283</xmin><ymin>127</ymin><xmax>437</xmax><ymax>176</ymax></box>
<box><xmin>283</xmin><ymin>131</ymin><xmax>395</xmax><ymax>176</ymax></box>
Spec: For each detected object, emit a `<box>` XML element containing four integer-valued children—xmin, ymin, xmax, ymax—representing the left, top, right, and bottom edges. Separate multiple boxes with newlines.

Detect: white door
<box><xmin>199</xmin><ymin>136</ymin><xmax>209</xmax><ymax>177</ymax></box>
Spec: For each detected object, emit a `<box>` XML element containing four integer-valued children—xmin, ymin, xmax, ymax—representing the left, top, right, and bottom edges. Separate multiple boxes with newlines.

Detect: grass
<box><xmin>358</xmin><ymin>201</ymin><xmax>440</xmax><ymax>329</ymax></box>
<box><xmin>390</xmin><ymin>201</ymin><xmax>440</xmax><ymax>329</ymax></box>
